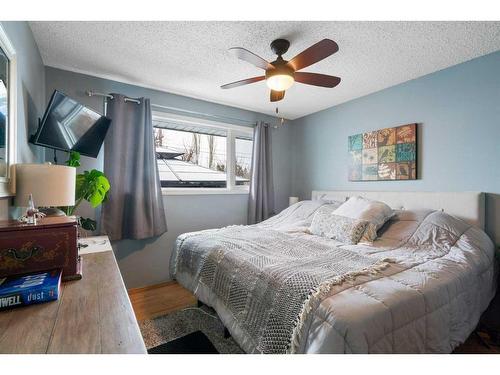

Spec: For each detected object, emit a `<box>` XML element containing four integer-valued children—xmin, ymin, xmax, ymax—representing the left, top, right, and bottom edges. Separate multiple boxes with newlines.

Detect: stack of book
<box><xmin>0</xmin><ymin>269</ymin><xmax>62</xmax><ymax>311</ymax></box>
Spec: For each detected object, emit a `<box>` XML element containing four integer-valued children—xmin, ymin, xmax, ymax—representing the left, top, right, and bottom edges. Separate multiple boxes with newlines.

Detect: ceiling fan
<box><xmin>221</xmin><ymin>38</ymin><xmax>341</xmax><ymax>102</ymax></box>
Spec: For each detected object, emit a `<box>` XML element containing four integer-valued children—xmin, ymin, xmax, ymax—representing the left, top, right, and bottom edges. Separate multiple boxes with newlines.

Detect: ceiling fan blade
<box><xmin>294</xmin><ymin>72</ymin><xmax>341</xmax><ymax>88</ymax></box>
<box><xmin>287</xmin><ymin>39</ymin><xmax>339</xmax><ymax>71</ymax></box>
<box><xmin>220</xmin><ymin>76</ymin><xmax>265</xmax><ymax>89</ymax></box>
<box><xmin>229</xmin><ymin>47</ymin><xmax>274</xmax><ymax>70</ymax></box>
<box><xmin>270</xmin><ymin>90</ymin><xmax>285</xmax><ymax>102</ymax></box>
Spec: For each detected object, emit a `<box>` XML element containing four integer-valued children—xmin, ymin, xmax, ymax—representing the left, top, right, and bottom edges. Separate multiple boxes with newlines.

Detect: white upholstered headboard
<box><xmin>311</xmin><ymin>191</ymin><xmax>485</xmax><ymax>230</ymax></box>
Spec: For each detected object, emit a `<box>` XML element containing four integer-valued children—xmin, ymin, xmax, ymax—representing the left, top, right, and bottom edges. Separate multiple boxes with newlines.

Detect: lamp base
<box><xmin>39</xmin><ymin>207</ymin><xmax>67</xmax><ymax>217</ymax></box>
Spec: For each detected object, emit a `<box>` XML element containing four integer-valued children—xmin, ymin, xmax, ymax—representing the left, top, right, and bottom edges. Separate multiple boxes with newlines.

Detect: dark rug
<box><xmin>139</xmin><ymin>306</ymin><xmax>244</xmax><ymax>354</ymax></box>
<box><xmin>148</xmin><ymin>330</ymin><xmax>219</xmax><ymax>354</ymax></box>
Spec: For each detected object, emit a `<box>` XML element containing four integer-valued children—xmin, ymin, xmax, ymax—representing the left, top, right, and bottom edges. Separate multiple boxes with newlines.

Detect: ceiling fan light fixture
<box><xmin>265</xmin><ymin>63</ymin><xmax>295</xmax><ymax>91</ymax></box>
<box><xmin>266</xmin><ymin>74</ymin><xmax>294</xmax><ymax>91</ymax></box>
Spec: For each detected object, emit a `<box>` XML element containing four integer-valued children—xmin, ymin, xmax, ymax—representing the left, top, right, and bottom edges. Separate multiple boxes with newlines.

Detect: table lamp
<box><xmin>15</xmin><ymin>163</ymin><xmax>76</xmax><ymax>220</ymax></box>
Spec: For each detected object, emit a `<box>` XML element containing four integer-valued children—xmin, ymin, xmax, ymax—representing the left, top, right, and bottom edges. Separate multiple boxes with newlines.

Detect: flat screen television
<box><xmin>30</xmin><ymin>90</ymin><xmax>111</xmax><ymax>158</ymax></box>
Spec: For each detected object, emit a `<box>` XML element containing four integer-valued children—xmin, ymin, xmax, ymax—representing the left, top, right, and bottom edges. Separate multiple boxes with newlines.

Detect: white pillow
<box><xmin>309</xmin><ymin>208</ymin><xmax>368</xmax><ymax>244</ymax></box>
<box><xmin>333</xmin><ymin>196</ymin><xmax>394</xmax><ymax>242</ymax></box>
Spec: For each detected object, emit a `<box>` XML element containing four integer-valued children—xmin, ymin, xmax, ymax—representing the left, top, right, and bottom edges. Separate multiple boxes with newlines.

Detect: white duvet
<box><xmin>172</xmin><ymin>201</ymin><xmax>497</xmax><ymax>353</ymax></box>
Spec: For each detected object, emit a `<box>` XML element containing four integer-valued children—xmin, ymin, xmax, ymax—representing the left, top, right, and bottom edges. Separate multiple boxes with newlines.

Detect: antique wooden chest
<box><xmin>0</xmin><ymin>216</ymin><xmax>81</xmax><ymax>281</ymax></box>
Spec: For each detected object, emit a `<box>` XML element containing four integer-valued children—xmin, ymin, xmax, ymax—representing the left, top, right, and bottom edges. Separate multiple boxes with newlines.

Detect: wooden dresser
<box><xmin>0</xmin><ymin>239</ymin><xmax>146</xmax><ymax>354</ymax></box>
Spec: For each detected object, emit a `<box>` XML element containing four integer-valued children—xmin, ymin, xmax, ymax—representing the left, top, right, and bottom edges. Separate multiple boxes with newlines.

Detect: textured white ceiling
<box><xmin>29</xmin><ymin>21</ymin><xmax>500</xmax><ymax>119</ymax></box>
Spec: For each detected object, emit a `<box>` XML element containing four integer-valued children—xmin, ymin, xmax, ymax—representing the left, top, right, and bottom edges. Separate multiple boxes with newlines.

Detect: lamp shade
<box><xmin>14</xmin><ymin>163</ymin><xmax>75</xmax><ymax>207</ymax></box>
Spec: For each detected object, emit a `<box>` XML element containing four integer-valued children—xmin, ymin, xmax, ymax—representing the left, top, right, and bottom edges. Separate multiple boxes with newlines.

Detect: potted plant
<box><xmin>62</xmin><ymin>151</ymin><xmax>110</xmax><ymax>232</ymax></box>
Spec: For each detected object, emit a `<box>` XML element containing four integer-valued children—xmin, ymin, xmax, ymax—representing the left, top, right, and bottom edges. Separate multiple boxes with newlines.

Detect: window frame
<box><xmin>0</xmin><ymin>24</ymin><xmax>17</xmax><ymax>197</ymax></box>
<box><xmin>152</xmin><ymin>111</ymin><xmax>253</xmax><ymax>196</ymax></box>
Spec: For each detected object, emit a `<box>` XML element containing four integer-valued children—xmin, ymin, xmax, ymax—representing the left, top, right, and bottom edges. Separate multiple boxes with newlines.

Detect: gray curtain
<box><xmin>101</xmin><ymin>94</ymin><xmax>167</xmax><ymax>241</ymax></box>
<box><xmin>248</xmin><ymin>121</ymin><xmax>274</xmax><ymax>224</ymax></box>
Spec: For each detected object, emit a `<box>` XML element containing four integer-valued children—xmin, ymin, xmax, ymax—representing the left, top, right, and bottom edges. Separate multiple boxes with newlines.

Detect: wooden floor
<box><xmin>128</xmin><ymin>281</ymin><xmax>196</xmax><ymax>322</ymax></box>
<box><xmin>128</xmin><ymin>281</ymin><xmax>500</xmax><ymax>353</ymax></box>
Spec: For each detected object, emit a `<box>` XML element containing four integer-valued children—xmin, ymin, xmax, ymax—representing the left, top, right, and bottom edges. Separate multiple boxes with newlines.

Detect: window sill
<box><xmin>161</xmin><ymin>188</ymin><xmax>250</xmax><ymax>196</ymax></box>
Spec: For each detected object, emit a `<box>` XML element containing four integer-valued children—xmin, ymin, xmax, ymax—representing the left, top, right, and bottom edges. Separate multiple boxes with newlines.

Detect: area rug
<box><xmin>148</xmin><ymin>331</ymin><xmax>219</xmax><ymax>354</ymax></box>
<box><xmin>139</xmin><ymin>305</ymin><xmax>244</xmax><ymax>354</ymax></box>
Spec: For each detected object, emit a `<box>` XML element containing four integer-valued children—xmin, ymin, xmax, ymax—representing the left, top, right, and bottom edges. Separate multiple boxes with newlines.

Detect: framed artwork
<box><xmin>348</xmin><ymin>123</ymin><xmax>417</xmax><ymax>181</ymax></box>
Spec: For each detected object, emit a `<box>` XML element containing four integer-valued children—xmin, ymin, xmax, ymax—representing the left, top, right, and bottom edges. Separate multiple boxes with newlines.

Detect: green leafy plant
<box><xmin>62</xmin><ymin>152</ymin><xmax>111</xmax><ymax>231</ymax></box>
<box><xmin>66</xmin><ymin>151</ymin><xmax>81</xmax><ymax>167</ymax></box>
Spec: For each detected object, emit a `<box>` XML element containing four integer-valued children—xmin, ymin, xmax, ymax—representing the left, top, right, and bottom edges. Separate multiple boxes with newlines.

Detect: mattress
<box><xmin>170</xmin><ymin>200</ymin><xmax>497</xmax><ymax>353</ymax></box>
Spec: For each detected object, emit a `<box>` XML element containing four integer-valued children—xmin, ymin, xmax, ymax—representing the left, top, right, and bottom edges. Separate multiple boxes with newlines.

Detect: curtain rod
<box><xmin>86</xmin><ymin>89</ymin><xmax>258</xmax><ymax>127</ymax></box>
<box><xmin>86</xmin><ymin>90</ymin><xmax>141</xmax><ymax>104</ymax></box>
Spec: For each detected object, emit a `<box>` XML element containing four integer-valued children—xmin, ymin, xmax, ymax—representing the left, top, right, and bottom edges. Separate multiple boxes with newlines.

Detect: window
<box><xmin>154</xmin><ymin>127</ymin><xmax>228</xmax><ymax>188</ymax></box>
<box><xmin>235</xmin><ymin>136</ymin><xmax>253</xmax><ymax>186</ymax></box>
<box><xmin>153</xmin><ymin>112</ymin><xmax>253</xmax><ymax>191</ymax></box>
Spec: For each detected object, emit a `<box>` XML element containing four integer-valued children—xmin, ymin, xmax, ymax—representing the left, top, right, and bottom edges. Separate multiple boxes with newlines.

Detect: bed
<box><xmin>170</xmin><ymin>191</ymin><xmax>497</xmax><ymax>353</ymax></box>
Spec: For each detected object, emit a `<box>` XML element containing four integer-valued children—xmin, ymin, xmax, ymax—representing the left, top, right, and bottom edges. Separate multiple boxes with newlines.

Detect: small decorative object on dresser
<box><xmin>78</xmin><ymin>235</ymin><xmax>112</xmax><ymax>254</ymax></box>
<box><xmin>0</xmin><ymin>216</ymin><xmax>81</xmax><ymax>281</ymax></box>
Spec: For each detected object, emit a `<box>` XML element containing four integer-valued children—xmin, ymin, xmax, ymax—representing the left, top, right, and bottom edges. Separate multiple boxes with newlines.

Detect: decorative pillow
<box><xmin>333</xmin><ymin>196</ymin><xmax>394</xmax><ymax>242</ymax></box>
<box><xmin>309</xmin><ymin>207</ymin><xmax>369</xmax><ymax>244</ymax></box>
<box><xmin>316</xmin><ymin>201</ymin><xmax>344</xmax><ymax>213</ymax></box>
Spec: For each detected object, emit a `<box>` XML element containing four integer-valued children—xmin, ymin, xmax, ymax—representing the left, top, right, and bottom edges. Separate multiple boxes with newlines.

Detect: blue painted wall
<box><xmin>291</xmin><ymin>50</ymin><xmax>500</xmax><ymax>244</ymax></box>
<box><xmin>45</xmin><ymin>67</ymin><xmax>292</xmax><ymax>287</ymax></box>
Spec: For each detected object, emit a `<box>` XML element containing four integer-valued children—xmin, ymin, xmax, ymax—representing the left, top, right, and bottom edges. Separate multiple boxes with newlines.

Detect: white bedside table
<box><xmin>78</xmin><ymin>235</ymin><xmax>112</xmax><ymax>255</ymax></box>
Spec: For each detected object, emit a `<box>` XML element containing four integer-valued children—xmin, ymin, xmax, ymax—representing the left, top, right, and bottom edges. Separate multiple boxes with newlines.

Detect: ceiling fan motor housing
<box><xmin>266</xmin><ymin>59</ymin><xmax>295</xmax><ymax>79</ymax></box>
<box><xmin>270</xmin><ymin>39</ymin><xmax>290</xmax><ymax>56</ymax></box>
